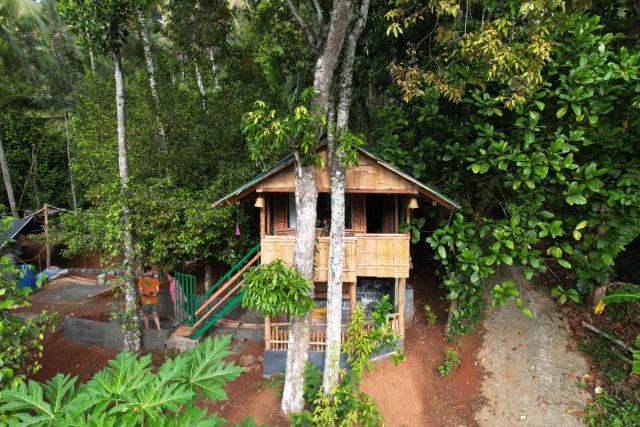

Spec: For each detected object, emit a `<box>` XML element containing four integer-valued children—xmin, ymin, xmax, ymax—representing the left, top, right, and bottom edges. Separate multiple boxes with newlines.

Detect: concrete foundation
<box><xmin>63</xmin><ymin>317</ymin><xmax>170</xmax><ymax>350</ymax></box>
<box><xmin>263</xmin><ymin>340</ymin><xmax>404</xmax><ymax>378</ymax></box>
<box><xmin>405</xmin><ymin>284</ymin><xmax>414</xmax><ymax>327</ymax></box>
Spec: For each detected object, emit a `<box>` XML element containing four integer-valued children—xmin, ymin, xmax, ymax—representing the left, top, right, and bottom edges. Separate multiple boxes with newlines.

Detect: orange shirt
<box><xmin>138</xmin><ymin>276</ymin><xmax>159</xmax><ymax>305</ymax></box>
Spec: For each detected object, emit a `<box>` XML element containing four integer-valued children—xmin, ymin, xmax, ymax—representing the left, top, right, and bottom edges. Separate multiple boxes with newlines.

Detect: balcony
<box><xmin>260</xmin><ymin>233</ymin><xmax>410</xmax><ymax>282</ymax></box>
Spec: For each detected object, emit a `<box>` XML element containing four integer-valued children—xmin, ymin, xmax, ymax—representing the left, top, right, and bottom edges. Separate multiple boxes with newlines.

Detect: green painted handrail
<box><xmin>196</xmin><ymin>242</ymin><xmax>261</xmax><ymax>307</ymax></box>
<box><xmin>174</xmin><ymin>271</ymin><xmax>197</xmax><ymax>325</ymax></box>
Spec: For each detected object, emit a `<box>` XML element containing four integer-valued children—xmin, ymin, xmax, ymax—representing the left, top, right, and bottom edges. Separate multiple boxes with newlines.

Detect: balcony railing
<box><xmin>261</xmin><ymin>234</ymin><xmax>410</xmax><ymax>281</ymax></box>
<box><xmin>265</xmin><ymin>313</ymin><xmax>401</xmax><ymax>352</ymax></box>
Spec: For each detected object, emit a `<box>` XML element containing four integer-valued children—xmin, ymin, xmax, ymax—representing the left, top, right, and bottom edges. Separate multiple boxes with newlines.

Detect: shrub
<box><xmin>0</xmin><ymin>215</ymin><xmax>56</xmax><ymax>389</ymax></box>
<box><xmin>424</xmin><ymin>304</ymin><xmax>437</xmax><ymax>326</ymax></box>
<box><xmin>585</xmin><ymin>391</ymin><xmax>640</xmax><ymax>427</ymax></box>
<box><xmin>0</xmin><ymin>335</ymin><xmax>242</xmax><ymax>425</ymax></box>
<box><xmin>291</xmin><ymin>298</ymin><xmax>405</xmax><ymax>426</ymax></box>
<box><xmin>437</xmin><ymin>347</ymin><xmax>461</xmax><ymax>376</ymax></box>
<box><xmin>242</xmin><ymin>261</ymin><xmax>314</xmax><ymax>317</ymax></box>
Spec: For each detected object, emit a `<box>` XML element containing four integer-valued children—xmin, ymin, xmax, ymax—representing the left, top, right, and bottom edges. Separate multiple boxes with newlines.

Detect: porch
<box><xmin>264</xmin><ymin>312</ymin><xmax>402</xmax><ymax>352</ymax></box>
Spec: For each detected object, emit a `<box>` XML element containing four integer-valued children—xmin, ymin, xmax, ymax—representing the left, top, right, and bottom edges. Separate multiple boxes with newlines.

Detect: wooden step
<box><xmin>171</xmin><ymin>325</ymin><xmax>194</xmax><ymax>337</ymax></box>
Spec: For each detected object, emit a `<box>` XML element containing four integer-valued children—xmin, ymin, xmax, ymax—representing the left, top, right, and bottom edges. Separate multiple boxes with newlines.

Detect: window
<box><xmin>288</xmin><ymin>193</ymin><xmax>296</xmax><ymax>228</ymax></box>
<box><xmin>287</xmin><ymin>193</ymin><xmax>352</xmax><ymax>229</ymax></box>
<box><xmin>366</xmin><ymin>195</ymin><xmax>397</xmax><ymax>233</ymax></box>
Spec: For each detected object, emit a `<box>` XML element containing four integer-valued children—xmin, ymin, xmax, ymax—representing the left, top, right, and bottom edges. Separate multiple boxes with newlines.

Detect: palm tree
<box><xmin>0</xmin><ymin>0</ymin><xmax>44</xmax><ymax>65</ymax></box>
<box><xmin>0</xmin><ymin>0</ymin><xmax>44</xmax><ymax>217</ymax></box>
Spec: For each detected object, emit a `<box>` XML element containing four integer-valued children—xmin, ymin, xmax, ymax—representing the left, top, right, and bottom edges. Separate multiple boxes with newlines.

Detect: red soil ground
<box><xmin>29</xmin><ymin>329</ymin><xmax>119</xmax><ymax>384</ymax></box>
<box><xmin>361</xmin><ymin>269</ymin><xmax>484</xmax><ymax>427</ymax></box>
<box><xmin>24</xmin><ymin>264</ymin><xmax>483</xmax><ymax>426</ymax></box>
<box><xmin>202</xmin><ymin>265</ymin><xmax>484</xmax><ymax>426</ymax></box>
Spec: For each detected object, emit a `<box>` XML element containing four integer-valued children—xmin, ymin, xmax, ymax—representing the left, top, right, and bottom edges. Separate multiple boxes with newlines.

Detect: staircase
<box><xmin>175</xmin><ymin>243</ymin><xmax>261</xmax><ymax>340</ymax></box>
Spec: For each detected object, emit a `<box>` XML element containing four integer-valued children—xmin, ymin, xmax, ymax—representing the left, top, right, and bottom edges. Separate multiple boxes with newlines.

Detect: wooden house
<box><xmin>199</xmin><ymin>146</ymin><xmax>459</xmax><ymax>368</ymax></box>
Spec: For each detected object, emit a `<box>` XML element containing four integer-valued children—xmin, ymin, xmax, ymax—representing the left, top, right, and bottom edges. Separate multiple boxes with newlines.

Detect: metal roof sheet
<box><xmin>212</xmin><ymin>146</ymin><xmax>460</xmax><ymax>209</ymax></box>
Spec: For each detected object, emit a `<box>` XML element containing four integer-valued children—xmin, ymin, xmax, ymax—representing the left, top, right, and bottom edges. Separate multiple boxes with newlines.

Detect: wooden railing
<box><xmin>261</xmin><ymin>234</ymin><xmax>410</xmax><ymax>280</ymax></box>
<box><xmin>266</xmin><ymin>313</ymin><xmax>401</xmax><ymax>352</ymax></box>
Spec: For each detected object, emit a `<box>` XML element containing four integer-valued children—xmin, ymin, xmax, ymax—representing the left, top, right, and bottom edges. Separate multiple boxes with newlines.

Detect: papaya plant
<box><xmin>0</xmin><ymin>336</ymin><xmax>243</xmax><ymax>425</ymax></box>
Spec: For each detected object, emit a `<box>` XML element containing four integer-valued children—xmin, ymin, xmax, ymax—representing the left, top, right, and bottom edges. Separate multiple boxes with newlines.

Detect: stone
<box><xmin>239</xmin><ymin>355</ymin><xmax>257</xmax><ymax>367</ymax></box>
<box><xmin>166</xmin><ymin>336</ymin><xmax>198</xmax><ymax>353</ymax></box>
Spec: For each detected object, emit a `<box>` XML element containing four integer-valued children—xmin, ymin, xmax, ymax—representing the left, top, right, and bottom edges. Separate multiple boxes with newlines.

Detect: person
<box><xmin>138</xmin><ymin>265</ymin><xmax>161</xmax><ymax>329</ymax></box>
<box><xmin>167</xmin><ymin>272</ymin><xmax>180</xmax><ymax>326</ymax></box>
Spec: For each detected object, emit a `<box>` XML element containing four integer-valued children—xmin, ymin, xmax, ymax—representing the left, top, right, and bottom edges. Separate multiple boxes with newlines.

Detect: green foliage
<box><xmin>424</xmin><ymin>304</ymin><xmax>437</xmax><ymax>326</ymax></box>
<box><xmin>596</xmin><ymin>284</ymin><xmax>640</xmax><ymax>375</ymax></box>
<box><xmin>376</xmin><ymin>10</ymin><xmax>640</xmax><ymax>336</ymax></box>
<box><xmin>292</xmin><ymin>298</ymin><xmax>404</xmax><ymax>426</ymax></box>
<box><xmin>399</xmin><ymin>217</ymin><xmax>425</xmax><ymax>244</ymax></box>
<box><xmin>437</xmin><ymin>347</ymin><xmax>461</xmax><ymax>376</ymax></box>
<box><xmin>578</xmin><ymin>334</ymin><xmax>628</xmax><ymax>382</ymax></box>
<box><xmin>551</xmin><ymin>285</ymin><xmax>581</xmax><ymax>305</ymax></box>
<box><xmin>0</xmin><ymin>111</ymin><xmax>70</xmax><ymax>211</ymax></box>
<box><xmin>58</xmin><ymin>0</ymin><xmax>139</xmax><ymax>54</ymax></box>
<box><xmin>302</xmin><ymin>361</ymin><xmax>322</xmax><ymax>404</ymax></box>
<box><xmin>242</xmin><ymin>260</ymin><xmax>314</xmax><ymax>317</ymax></box>
<box><xmin>0</xmin><ymin>216</ymin><xmax>55</xmax><ymax>389</ymax></box>
<box><xmin>0</xmin><ymin>335</ymin><xmax>242</xmax><ymax>425</ymax></box>
<box><xmin>54</xmin><ymin>179</ymin><xmax>255</xmax><ymax>270</ymax></box>
<box><xmin>585</xmin><ymin>391</ymin><xmax>640</xmax><ymax>427</ymax></box>
<box><xmin>602</xmin><ymin>284</ymin><xmax>640</xmax><ymax>305</ymax></box>
<box><xmin>242</xmin><ymin>89</ymin><xmax>325</xmax><ymax>168</ymax></box>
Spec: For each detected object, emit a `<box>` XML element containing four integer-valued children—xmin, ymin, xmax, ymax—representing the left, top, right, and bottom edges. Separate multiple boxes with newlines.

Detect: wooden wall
<box><xmin>261</xmin><ymin>234</ymin><xmax>410</xmax><ymax>280</ymax></box>
<box><xmin>355</xmin><ymin>235</ymin><xmax>410</xmax><ymax>278</ymax></box>
<box><xmin>261</xmin><ymin>236</ymin><xmax>357</xmax><ymax>282</ymax></box>
<box><xmin>257</xmin><ymin>150</ymin><xmax>419</xmax><ymax>194</ymax></box>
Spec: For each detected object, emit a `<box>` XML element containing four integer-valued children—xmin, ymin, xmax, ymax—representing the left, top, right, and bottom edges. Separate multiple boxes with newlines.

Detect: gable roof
<box><xmin>213</xmin><ymin>146</ymin><xmax>460</xmax><ymax>209</ymax></box>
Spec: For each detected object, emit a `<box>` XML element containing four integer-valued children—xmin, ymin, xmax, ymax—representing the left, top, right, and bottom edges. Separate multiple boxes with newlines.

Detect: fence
<box><xmin>174</xmin><ymin>271</ymin><xmax>197</xmax><ymax>324</ymax></box>
<box><xmin>266</xmin><ymin>312</ymin><xmax>401</xmax><ymax>351</ymax></box>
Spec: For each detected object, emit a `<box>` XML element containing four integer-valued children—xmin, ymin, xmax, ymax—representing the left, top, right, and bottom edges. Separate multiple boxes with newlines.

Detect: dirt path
<box><xmin>475</xmin><ymin>267</ymin><xmax>591</xmax><ymax>426</ymax></box>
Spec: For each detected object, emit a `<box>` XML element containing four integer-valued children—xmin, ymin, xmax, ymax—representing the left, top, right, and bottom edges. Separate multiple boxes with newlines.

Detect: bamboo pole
<box><xmin>264</xmin><ymin>315</ymin><xmax>271</xmax><ymax>350</ymax></box>
<box><xmin>260</xmin><ymin>205</ymin><xmax>265</xmax><ymax>240</ymax></box>
<box><xmin>398</xmin><ymin>278</ymin><xmax>406</xmax><ymax>339</ymax></box>
<box><xmin>349</xmin><ymin>282</ymin><xmax>356</xmax><ymax>315</ymax></box>
<box><xmin>44</xmin><ymin>203</ymin><xmax>50</xmax><ymax>269</ymax></box>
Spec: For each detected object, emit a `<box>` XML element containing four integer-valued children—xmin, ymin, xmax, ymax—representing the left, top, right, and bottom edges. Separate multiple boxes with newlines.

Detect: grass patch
<box><xmin>578</xmin><ymin>334</ymin><xmax>629</xmax><ymax>382</ymax></box>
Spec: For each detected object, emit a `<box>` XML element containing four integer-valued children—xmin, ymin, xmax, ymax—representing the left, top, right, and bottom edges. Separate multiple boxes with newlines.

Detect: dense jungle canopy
<box><xmin>0</xmin><ymin>0</ymin><xmax>638</xmax><ymax>333</ymax></box>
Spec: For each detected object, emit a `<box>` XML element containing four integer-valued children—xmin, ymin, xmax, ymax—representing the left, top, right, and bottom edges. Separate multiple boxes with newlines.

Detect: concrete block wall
<box><xmin>263</xmin><ymin>340</ymin><xmax>404</xmax><ymax>378</ymax></box>
<box><xmin>64</xmin><ymin>317</ymin><xmax>170</xmax><ymax>350</ymax></box>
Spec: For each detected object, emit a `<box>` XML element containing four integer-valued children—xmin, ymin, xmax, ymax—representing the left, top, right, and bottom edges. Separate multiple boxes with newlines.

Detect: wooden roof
<box><xmin>213</xmin><ymin>146</ymin><xmax>460</xmax><ymax>209</ymax></box>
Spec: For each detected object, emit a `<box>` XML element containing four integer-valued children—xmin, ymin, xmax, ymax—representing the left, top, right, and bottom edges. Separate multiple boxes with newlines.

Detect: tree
<box><xmin>0</xmin><ymin>0</ymin><xmax>45</xmax><ymax>218</ymax></box>
<box><xmin>378</xmin><ymin>3</ymin><xmax>640</xmax><ymax>334</ymax></box>
<box><xmin>283</xmin><ymin>0</ymin><xmax>362</xmax><ymax>412</ymax></box>
<box><xmin>323</xmin><ymin>0</ymin><xmax>370</xmax><ymax>394</ymax></box>
<box><xmin>136</xmin><ymin>3</ymin><xmax>166</xmax><ymax>153</ymax></box>
<box><xmin>0</xmin><ymin>135</ymin><xmax>18</xmax><ymax>217</ymax></box>
<box><xmin>58</xmin><ymin>0</ymin><xmax>142</xmax><ymax>352</ymax></box>
<box><xmin>0</xmin><ymin>0</ymin><xmax>44</xmax><ymax>67</ymax></box>
<box><xmin>0</xmin><ymin>216</ymin><xmax>54</xmax><ymax>389</ymax></box>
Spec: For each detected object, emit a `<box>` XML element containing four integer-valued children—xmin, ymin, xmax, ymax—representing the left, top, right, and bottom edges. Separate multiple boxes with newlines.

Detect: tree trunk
<box><xmin>323</xmin><ymin>0</ymin><xmax>372</xmax><ymax>394</ymax></box>
<box><xmin>204</xmin><ymin>259</ymin><xmax>213</xmax><ymax>291</ymax></box>
<box><xmin>208</xmin><ymin>48</ymin><xmax>218</xmax><ymax>87</ymax></box>
<box><xmin>85</xmin><ymin>28</ymin><xmax>95</xmax><ymax>72</ymax></box>
<box><xmin>281</xmin><ymin>0</ymin><xmax>354</xmax><ymax>414</ymax></box>
<box><xmin>64</xmin><ymin>111</ymin><xmax>78</xmax><ymax>210</ymax></box>
<box><xmin>193</xmin><ymin>60</ymin><xmax>207</xmax><ymax>110</ymax></box>
<box><xmin>137</xmin><ymin>11</ymin><xmax>167</xmax><ymax>153</ymax></box>
<box><xmin>113</xmin><ymin>48</ymin><xmax>141</xmax><ymax>353</ymax></box>
<box><xmin>0</xmin><ymin>134</ymin><xmax>19</xmax><ymax>218</ymax></box>
<box><xmin>323</xmin><ymin>110</ymin><xmax>346</xmax><ymax>393</ymax></box>
<box><xmin>281</xmin><ymin>156</ymin><xmax>317</xmax><ymax>414</ymax></box>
